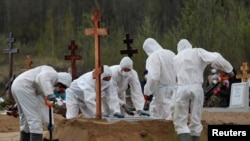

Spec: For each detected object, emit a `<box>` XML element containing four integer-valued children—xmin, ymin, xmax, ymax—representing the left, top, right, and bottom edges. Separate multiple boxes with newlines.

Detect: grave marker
<box><xmin>229</xmin><ymin>82</ymin><xmax>249</xmax><ymax>109</ymax></box>
<box><xmin>236</xmin><ymin>62</ymin><xmax>250</xmax><ymax>82</ymax></box>
<box><xmin>229</xmin><ymin>62</ymin><xmax>250</xmax><ymax>109</ymax></box>
<box><xmin>120</xmin><ymin>34</ymin><xmax>138</xmax><ymax>58</ymax></box>
<box><xmin>85</xmin><ymin>9</ymin><xmax>109</xmax><ymax>119</ymax></box>
<box><xmin>3</xmin><ymin>32</ymin><xmax>19</xmax><ymax>100</ymax></box>
<box><xmin>3</xmin><ymin>32</ymin><xmax>19</xmax><ymax>80</ymax></box>
<box><xmin>65</xmin><ymin>40</ymin><xmax>82</xmax><ymax>80</ymax></box>
<box><xmin>21</xmin><ymin>55</ymin><xmax>33</xmax><ymax>72</ymax></box>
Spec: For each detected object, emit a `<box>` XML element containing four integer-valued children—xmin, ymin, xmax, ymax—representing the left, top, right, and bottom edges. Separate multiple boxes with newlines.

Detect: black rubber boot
<box><xmin>178</xmin><ymin>133</ymin><xmax>190</xmax><ymax>141</ymax></box>
<box><xmin>30</xmin><ymin>133</ymin><xmax>43</xmax><ymax>141</ymax></box>
<box><xmin>192</xmin><ymin>136</ymin><xmax>200</xmax><ymax>141</ymax></box>
<box><xmin>20</xmin><ymin>131</ymin><xmax>30</xmax><ymax>141</ymax></box>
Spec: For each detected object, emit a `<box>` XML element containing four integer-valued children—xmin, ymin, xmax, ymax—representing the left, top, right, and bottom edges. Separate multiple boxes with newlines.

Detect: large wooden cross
<box><xmin>120</xmin><ymin>33</ymin><xmax>138</xmax><ymax>58</ymax></box>
<box><xmin>85</xmin><ymin>9</ymin><xmax>109</xmax><ymax>119</ymax></box>
<box><xmin>65</xmin><ymin>40</ymin><xmax>82</xmax><ymax>80</ymax></box>
<box><xmin>3</xmin><ymin>32</ymin><xmax>19</xmax><ymax>80</ymax></box>
<box><xmin>236</xmin><ymin>62</ymin><xmax>250</xmax><ymax>82</ymax></box>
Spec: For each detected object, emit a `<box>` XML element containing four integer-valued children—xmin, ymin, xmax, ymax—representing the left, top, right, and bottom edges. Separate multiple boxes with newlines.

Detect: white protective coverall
<box><xmin>110</xmin><ymin>57</ymin><xmax>145</xmax><ymax>114</ymax></box>
<box><xmin>142</xmin><ymin>38</ymin><xmax>177</xmax><ymax>119</ymax></box>
<box><xmin>11</xmin><ymin>65</ymin><xmax>71</xmax><ymax>134</ymax></box>
<box><xmin>66</xmin><ymin>65</ymin><xmax>121</xmax><ymax>119</ymax></box>
<box><xmin>173</xmin><ymin>39</ymin><xmax>233</xmax><ymax>137</ymax></box>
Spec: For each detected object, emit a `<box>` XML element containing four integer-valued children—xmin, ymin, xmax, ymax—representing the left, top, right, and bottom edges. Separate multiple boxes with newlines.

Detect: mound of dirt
<box><xmin>1</xmin><ymin>110</ymin><xmax>250</xmax><ymax>141</ymax></box>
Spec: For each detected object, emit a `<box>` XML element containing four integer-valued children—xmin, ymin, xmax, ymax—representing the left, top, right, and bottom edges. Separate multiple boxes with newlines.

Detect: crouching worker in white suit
<box><xmin>11</xmin><ymin>65</ymin><xmax>72</xmax><ymax>141</ymax></box>
<box><xmin>66</xmin><ymin>65</ymin><xmax>124</xmax><ymax>119</ymax></box>
<box><xmin>173</xmin><ymin>39</ymin><xmax>234</xmax><ymax>141</ymax></box>
<box><xmin>110</xmin><ymin>57</ymin><xmax>149</xmax><ymax>116</ymax></box>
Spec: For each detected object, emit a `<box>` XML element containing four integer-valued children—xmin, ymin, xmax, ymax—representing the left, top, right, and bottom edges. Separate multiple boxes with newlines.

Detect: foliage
<box><xmin>1</xmin><ymin>0</ymin><xmax>250</xmax><ymax>96</ymax></box>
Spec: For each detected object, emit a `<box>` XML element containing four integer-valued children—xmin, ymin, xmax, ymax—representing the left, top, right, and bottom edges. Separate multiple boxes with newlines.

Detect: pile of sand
<box><xmin>1</xmin><ymin>110</ymin><xmax>250</xmax><ymax>141</ymax></box>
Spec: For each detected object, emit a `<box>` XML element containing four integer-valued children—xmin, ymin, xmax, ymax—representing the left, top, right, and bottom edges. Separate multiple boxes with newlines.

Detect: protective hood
<box><xmin>57</xmin><ymin>72</ymin><xmax>72</xmax><ymax>88</ymax></box>
<box><xmin>143</xmin><ymin>38</ymin><xmax>162</xmax><ymax>56</ymax></box>
<box><xmin>120</xmin><ymin>56</ymin><xmax>133</xmax><ymax>69</ymax></box>
<box><xmin>177</xmin><ymin>39</ymin><xmax>192</xmax><ymax>53</ymax></box>
<box><xmin>101</xmin><ymin>65</ymin><xmax>112</xmax><ymax>79</ymax></box>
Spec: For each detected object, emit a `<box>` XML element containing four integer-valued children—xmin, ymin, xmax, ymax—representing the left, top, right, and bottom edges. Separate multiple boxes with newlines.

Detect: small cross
<box><xmin>236</xmin><ymin>62</ymin><xmax>250</xmax><ymax>82</ymax></box>
<box><xmin>65</xmin><ymin>40</ymin><xmax>82</xmax><ymax>80</ymax></box>
<box><xmin>85</xmin><ymin>9</ymin><xmax>109</xmax><ymax>119</ymax></box>
<box><xmin>120</xmin><ymin>34</ymin><xmax>138</xmax><ymax>58</ymax></box>
<box><xmin>21</xmin><ymin>55</ymin><xmax>33</xmax><ymax>72</ymax></box>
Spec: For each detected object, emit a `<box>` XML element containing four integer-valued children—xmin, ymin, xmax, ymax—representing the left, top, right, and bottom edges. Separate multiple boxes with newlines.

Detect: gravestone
<box><xmin>85</xmin><ymin>9</ymin><xmax>109</xmax><ymax>119</ymax></box>
<box><xmin>231</xmin><ymin>62</ymin><xmax>250</xmax><ymax>109</ymax></box>
<box><xmin>229</xmin><ymin>82</ymin><xmax>249</xmax><ymax>109</ymax></box>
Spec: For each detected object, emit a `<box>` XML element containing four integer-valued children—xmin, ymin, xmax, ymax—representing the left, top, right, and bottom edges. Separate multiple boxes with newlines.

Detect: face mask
<box><xmin>121</xmin><ymin>71</ymin><xmax>131</xmax><ymax>77</ymax></box>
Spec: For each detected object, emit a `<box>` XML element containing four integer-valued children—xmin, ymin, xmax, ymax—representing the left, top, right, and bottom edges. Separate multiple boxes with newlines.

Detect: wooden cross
<box><xmin>236</xmin><ymin>62</ymin><xmax>250</xmax><ymax>82</ymax></box>
<box><xmin>85</xmin><ymin>9</ymin><xmax>109</xmax><ymax>119</ymax></box>
<box><xmin>3</xmin><ymin>32</ymin><xmax>19</xmax><ymax>80</ymax></box>
<box><xmin>65</xmin><ymin>40</ymin><xmax>82</xmax><ymax>80</ymax></box>
<box><xmin>21</xmin><ymin>55</ymin><xmax>33</xmax><ymax>72</ymax></box>
<box><xmin>120</xmin><ymin>33</ymin><xmax>138</xmax><ymax>58</ymax></box>
<box><xmin>3</xmin><ymin>32</ymin><xmax>19</xmax><ymax>101</ymax></box>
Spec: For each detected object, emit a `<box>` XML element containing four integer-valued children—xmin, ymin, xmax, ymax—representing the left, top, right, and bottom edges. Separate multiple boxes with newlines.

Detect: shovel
<box><xmin>43</xmin><ymin>97</ymin><xmax>59</xmax><ymax>141</ymax></box>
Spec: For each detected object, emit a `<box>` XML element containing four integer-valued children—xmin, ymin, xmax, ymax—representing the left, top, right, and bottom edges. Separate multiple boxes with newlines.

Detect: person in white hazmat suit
<box><xmin>11</xmin><ymin>65</ymin><xmax>72</xmax><ymax>141</ymax></box>
<box><xmin>173</xmin><ymin>39</ymin><xmax>234</xmax><ymax>141</ymax></box>
<box><xmin>142</xmin><ymin>38</ymin><xmax>177</xmax><ymax>119</ymax></box>
<box><xmin>66</xmin><ymin>65</ymin><xmax>124</xmax><ymax>119</ymax></box>
<box><xmin>110</xmin><ymin>56</ymin><xmax>149</xmax><ymax>116</ymax></box>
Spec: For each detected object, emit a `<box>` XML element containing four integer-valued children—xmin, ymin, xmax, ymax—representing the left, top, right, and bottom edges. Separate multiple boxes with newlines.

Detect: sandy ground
<box><xmin>1</xmin><ymin>109</ymin><xmax>250</xmax><ymax>141</ymax></box>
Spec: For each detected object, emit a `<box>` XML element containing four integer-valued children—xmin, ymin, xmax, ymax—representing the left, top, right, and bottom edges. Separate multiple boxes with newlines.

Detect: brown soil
<box><xmin>1</xmin><ymin>110</ymin><xmax>250</xmax><ymax>141</ymax></box>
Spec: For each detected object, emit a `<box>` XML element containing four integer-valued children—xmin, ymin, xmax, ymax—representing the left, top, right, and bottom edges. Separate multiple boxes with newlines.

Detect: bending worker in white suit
<box><xmin>142</xmin><ymin>38</ymin><xmax>177</xmax><ymax>119</ymax></box>
<box><xmin>11</xmin><ymin>65</ymin><xmax>72</xmax><ymax>141</ymax></box>
<box><xmin>66</xmin><ymin>65</ymin><xmax>124</xmax><ymax>119</ymax></box>
<box><xmin>110</xmin><ymin>56</ymin><xmax>149</xmax><ymax>116</ymax></box>
<box><xmin>173</xmin><ymin>39</ymin><xmax>234</xmax><ymax>141</ymax></box>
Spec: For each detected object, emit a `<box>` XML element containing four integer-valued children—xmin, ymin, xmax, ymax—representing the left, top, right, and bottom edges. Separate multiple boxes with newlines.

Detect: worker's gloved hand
<box><xmin>137</xmin><ymin>110</ymin><xmax>150</xmax><ymax>116</ymax></box>
<box><xmin>122</xmin><ymin>104</ymin><xmax>134</xmax><ymax>115</ymax></box>
<box><xmin>47</xmin><ymin>94</ymin><xmax>56</xmax><ymax>102</ymax></box>
<box><xmin>113</xmin><ymin>112</ymin><xmax>124</xmax><ymax>118</ymax></box>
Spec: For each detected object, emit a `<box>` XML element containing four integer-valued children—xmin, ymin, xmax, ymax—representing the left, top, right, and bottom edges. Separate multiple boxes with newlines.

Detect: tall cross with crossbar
<box><xmin>85</xmin><ymin>9</ymin><xmax>109</xmax><ymax>119</ymax></box>
<box><xmin>65</xmin><ymin>40</ymin><xmax>82</xmax><ymax>80</ymax></box>
<box><xmin>3</xmin><ymin>32</ymin><xmax>19</xmax><ymax>80</ymax></box>
<box><xmin>120</xmin><ymin>33</ymin><xmax>138</xmax><ymax>58</ymax></box>
<box><xmin>3</xmin><ymin>32</ymin><xmax>19</xmax><ymax>100</ymax></box>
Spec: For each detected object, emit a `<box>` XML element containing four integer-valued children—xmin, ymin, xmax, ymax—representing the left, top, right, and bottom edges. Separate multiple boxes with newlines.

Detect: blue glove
<box><xmin>113</xmin><ymin>112</ymin><xmax>124</xmax><ymax>118</ymax></box>
<box><xmin>137</xmin><ymin>110</ymin><xmax>150</xmax><ymax>116</ymax></box>
<box><xmin>122</xmin><ymin>104</ymin><xmax>134</xmax><ymax>115</ymax></box>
